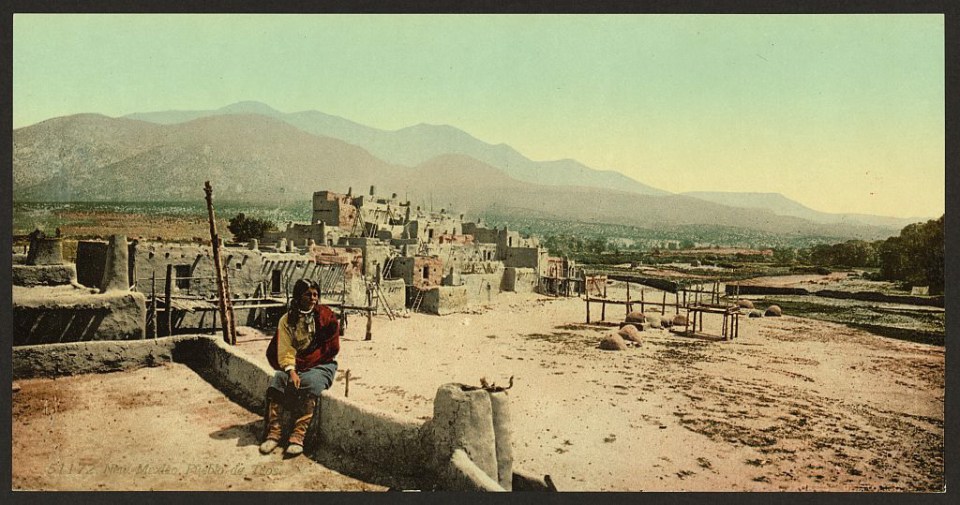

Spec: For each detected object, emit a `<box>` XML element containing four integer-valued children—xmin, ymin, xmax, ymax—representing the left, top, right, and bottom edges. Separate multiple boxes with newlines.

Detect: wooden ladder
<box><xmin>411</xmin><ymin>287</ymin><xmax>425</xmax><ymax>313</ymax></box>
<box><xmin>374</xmin><ymin>282</ymin><xmax>397</xmax><ymax>320</ymax></box>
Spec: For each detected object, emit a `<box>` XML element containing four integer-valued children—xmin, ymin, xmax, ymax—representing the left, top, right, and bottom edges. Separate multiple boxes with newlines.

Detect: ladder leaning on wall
<box><xmin>411</xmin><ymin>287</ymin><xmax>425</xmax><ymax>313</ymax></box>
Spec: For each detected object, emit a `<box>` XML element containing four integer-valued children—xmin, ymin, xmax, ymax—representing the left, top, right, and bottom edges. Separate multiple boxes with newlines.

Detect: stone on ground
<box><xmin>617</xmin><ymin>324</ymin><xmax>643</xmax><ymax>343</ymax></box>
<box><xmin>625</xmin><ymin>311</ymin><xmax>646</xmax><ymax>323</ymax></box>
<box><xmin>765</xmin><ymin>305</ymin><xmax>783</xmax><ymax>317</ymax></box>
<box><xmin>599</xmin><ymin>333</ymin><xmax>628</xmax><ymax>351</ymax></box>
<box><xmin>737</xmin><ymin>299</ymin><xmax>755</xmax><ymax>309</ymax></box>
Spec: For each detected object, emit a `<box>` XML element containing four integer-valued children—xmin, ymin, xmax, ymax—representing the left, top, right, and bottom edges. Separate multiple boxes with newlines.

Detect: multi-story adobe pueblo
<box><xmin>14</xmin><ymin>185</ymin><xmax>580</xmax><ymax>343</ymax></box>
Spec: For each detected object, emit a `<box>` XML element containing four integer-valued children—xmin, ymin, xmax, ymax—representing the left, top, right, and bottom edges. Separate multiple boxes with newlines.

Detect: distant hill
<box><xmin>14</xmin><ymin>112</ymin><xmax>901</xmax><ymax>241</ymax></box>
<box><xmin>125</xmin><ymin>101</ymin><xmax>669</xmax><ymax>196</ymax></box>
<box><xmin>391</xmin><ymin>155</ymin><xmax>896</xmax><ymax>240</ymax></box>
<box><xmin>14</xmin><ymin>114</ymin><xmax>397</xmax><ymax>203</ymax></box>
<box><xmin>682</xmin><ymin>191</ymin><xmax>927</xmax><ymax>230</ymax></box>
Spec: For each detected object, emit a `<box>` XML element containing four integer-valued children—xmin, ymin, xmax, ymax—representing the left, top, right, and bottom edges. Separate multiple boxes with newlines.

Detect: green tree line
<box><xmin>773</xmin><ymin>216</ymin><xmax>944</xmax><ymax>293</ymax></box>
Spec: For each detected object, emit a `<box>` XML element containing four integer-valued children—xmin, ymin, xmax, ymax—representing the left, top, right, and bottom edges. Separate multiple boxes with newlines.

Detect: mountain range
<box><xmin>681</xmin><ymin>191</ymin><xmax>924</xmax><ymax>229</ymax></box>
<box><xmin>13</xmin><ymin>101</ymin><xmax>923</xmax><ymax>241</ymax></box>
<box><xmin>126</xmin><ymin>101</ymin><xmax>668</xmax><ymax>197</ymax></box>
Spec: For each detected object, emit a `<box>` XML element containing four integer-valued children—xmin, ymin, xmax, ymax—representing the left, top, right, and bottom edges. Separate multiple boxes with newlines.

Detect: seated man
<box><xmin>260</xmin><ymin>279</ymin><xmax>340</xmax><ymax>456</ymax></box>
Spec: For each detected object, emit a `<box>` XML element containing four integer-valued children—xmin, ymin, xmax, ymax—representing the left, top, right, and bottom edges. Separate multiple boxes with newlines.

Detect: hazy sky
<box><xmin>13</xmin><ymin>14</ymin><xmax>944</xmax><ymax>218</ymax></box>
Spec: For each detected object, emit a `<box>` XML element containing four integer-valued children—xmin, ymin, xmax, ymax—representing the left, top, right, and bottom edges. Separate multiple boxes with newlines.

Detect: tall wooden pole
<box><xmin>204</xmin><ymin>181</ymin><xmax>236</xmax><ymax>345</ymax></box>
<box><xmin>164</xmin><ymin>264</ymin><xmax>173</xmax><ymax>337</ymax></box>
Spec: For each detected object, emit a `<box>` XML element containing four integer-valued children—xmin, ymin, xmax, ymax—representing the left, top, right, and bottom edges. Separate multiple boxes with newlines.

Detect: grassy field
<box><xmin>751</xmin><ymin>296</ymin><xmax>945</xmax><ymax>346</ymax></box>
<box><xmin>12</xmin><ymin>201</ymin><xmax>311</xmax><ymax>260</ymax></box>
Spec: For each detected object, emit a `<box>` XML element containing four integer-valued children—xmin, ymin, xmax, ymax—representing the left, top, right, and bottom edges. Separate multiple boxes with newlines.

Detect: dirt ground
<box><xmin>236</xmin><ymin>291</ymin><xmax>943</xmax><ymax>492</ymax></box>
<box><xmin>12</xmin><ymin>363</ymin><xmax>386</xmax><ymax>491</ymax></box>
<box><xmin>13</xmin><ymin>290</ymin><xmax>944</xmax><ymax>492</ymax></box>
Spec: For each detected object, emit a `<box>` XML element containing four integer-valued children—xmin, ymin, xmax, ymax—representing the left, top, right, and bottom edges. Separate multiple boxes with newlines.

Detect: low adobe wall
<box><xmin>13</xmin><ymin>290</ymin><xmax>146</xmax><ymax>345</ymax></box>
<box><xmin>12</xmin><ymin>264</ymin><xmax>77</xmax><ymax>287</ymax></box>
<box><xmin>420</xmin><ymin>286</ymin><xmax>468</xmax><ymax>315</ymax></box>
<box><xmin>502</xmin><ymin>267</ymin><xmax>538</xmax><ymax>293</ymax></box>
<box><xmin>12</xmin><ymin>335</ymin><xmax>184</xmax><ymax>379</ymax></box>
<box><xmin>461</xmin><ymin>272</ymin><xmax>502</xmax><ymax>302</ymax></box>
<box><xmin>420</xmin><ymin>273</ymin><xmax>503</xmax><ymax>315</ymax></box>
<box><xmin>12</xmin><ymin>336</ymin><xmax>538</xmax><ymax>491</ymax></box>
<box><xmin>377</xmin><ymin>278</ymin><xmax>407</xmax><ymax>314</ymax></box>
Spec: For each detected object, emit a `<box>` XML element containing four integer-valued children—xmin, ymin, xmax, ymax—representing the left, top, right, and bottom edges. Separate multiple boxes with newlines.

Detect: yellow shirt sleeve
<box><xmin>277</xmin><ymin>314</ymin><xmax>297</xmax><ymax>372</ymax></box>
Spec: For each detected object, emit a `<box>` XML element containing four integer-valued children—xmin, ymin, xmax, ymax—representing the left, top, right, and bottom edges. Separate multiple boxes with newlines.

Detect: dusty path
<box><xmin>13</xmin><ymin>292</ymin><xmax>943</xmax><ymax>491</ymax></box>
<box><xmin>238</xmin><ymin>292</ymin><xmax>943</xmax><ymax>491</ymax></box>
<box><xmin>12</xmin><ymin>363</ymin><xmax>386</xmax><ymax>491</ymax></box>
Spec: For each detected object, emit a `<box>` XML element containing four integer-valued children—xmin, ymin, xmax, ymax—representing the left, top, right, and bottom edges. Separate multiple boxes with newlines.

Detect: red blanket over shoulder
<box><xmin>266</xmin><ymin>304</ymin><xmax>340</xmax><ymax>371</ymax></box>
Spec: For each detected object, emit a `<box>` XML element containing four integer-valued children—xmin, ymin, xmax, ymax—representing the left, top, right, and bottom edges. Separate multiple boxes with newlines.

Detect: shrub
<box><xmin>227</xmin><ymin>213</ymin><xmax>275</xmax><ymax>242</ymax></box>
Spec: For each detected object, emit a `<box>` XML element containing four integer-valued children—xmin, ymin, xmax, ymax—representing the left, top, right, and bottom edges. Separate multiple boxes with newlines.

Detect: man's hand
<box><xmin>290</xmin><ymin>370</ymin><xmax>301</xmax><ymax>388</ymax></box>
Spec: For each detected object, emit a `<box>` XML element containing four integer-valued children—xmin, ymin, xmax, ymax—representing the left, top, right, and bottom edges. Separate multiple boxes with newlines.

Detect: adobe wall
<box><xmin>501</xmin><ymin>267</ymin><xmax>538</xmax><ymax>293</ymax></box>
<box><xmin>262</xmin><ymin>222</ymin><xmax>335</xmax><ymax>246</ymax></box>
<box><xmin>460</xmin><ymin>272</ymin><xmax>504</xmax><ymax>302</ymax></box>
<box><xmin>421</xmin><ymin>243</ymin><xmax>499</xmax><ymax>272</ymax></box>
<box><xmin>393</xmin><ymin>256</ymin><xmax>444</xmax><ymax>290</ymax></box>
<box><xmin>130</xmin><ymin>241</ymin><xmax>266</xmax><ymax>297</ymax></box>
<box><xmin>340</xmin><ymin>238</ymin><xmax>392</xmax><ymax>278</ymax></box>
<box><xmin>13</xmin><ymin>288</ymin><xmax>146</xmax><ymax>345</ymax></box>
<box><xmin>407</xmin><ymin>215</ymin><xmax>462</xmax><ymax>241</ymax></box>
<box><xmin>377</xmin><ymin>278</ymin><xmax>407</xmax><ymax>314</ymax></box>
<box><xmin>312</xmin><ymin>191</ymin><xmax>358</xmax><ymax>229</ymax></box>
<box><xmin>12</xmin><ymin>264</ymin><xmax>76</xmax><ymax>287</ymax></box>
<box><xmin>462</xmin><ymin>223</ymin><xmax>500</xmax><ymax>244</ymax></box>
<box><xmin>503</xmin><ymin>247</ymin><xmax>542</xmax><ymax>271</ymax></box>
<box><xmin>420</xmin><ymin>286</ymin><xmax>467</xmax><ymax>315</ymax></box>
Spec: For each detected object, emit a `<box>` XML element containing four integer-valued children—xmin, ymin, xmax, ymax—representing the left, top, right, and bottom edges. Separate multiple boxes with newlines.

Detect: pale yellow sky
<box><xmin>13</xmin><ymin>14</ymin><xmax>945</xmax><ymax>218</ymax></box>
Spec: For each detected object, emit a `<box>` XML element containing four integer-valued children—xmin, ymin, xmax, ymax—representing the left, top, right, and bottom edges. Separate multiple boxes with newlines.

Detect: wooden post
<box><xmin>661</xmin><ymin>290</ymin><xmax>666</xmax><ymax>315</ymax></box>
<box><xmin>626</xmin><ymin>281</ymin><xmax>631</xmax><ymax>315</ymax></box>
<box><xmin>640</xmin><ymin>288</ymin><xmax>645</xmax><ymax>312</ymax></box>
<box><xmin>345</xmin><ymin>369</ymin><xmax>351</xmax><ymax>398</ymax></box>
<box><xmin>150</xmin><ymin>271</ymin><xmax>157</xmax><ymax>339</ymax></box>
<box><xmin>223</xmin><ymin>265</ymin><xmax>236</xmax><ymax>345</ymax></box>
<box><xmin>164</xmin><ymin>264</ymin><xmax>173</xmax><ymax>337</ymax></box>
<box><xmin>203</xmin><ymin>181</ymin><xmax>235</xmax><ymax>345</ymax></box>
<box><xmin>365</xmin><ymin>285</ymin><xmax>373</xmax><ymax>341</ymax></box>
<box><xmin>585</xmin><ymin>282</ymin><xmax>591</xmax><ymax>323</ymax></box>
<box><xmin>675</xmin><ymin>291</ymin><xmax>679</xmax><ymax>314</ymax></box>
<box><xmin>601</xmin><ymin>281</ymin><xmax>607</xmax><ymax>321</ymax></box>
